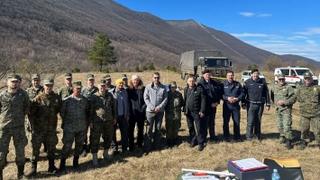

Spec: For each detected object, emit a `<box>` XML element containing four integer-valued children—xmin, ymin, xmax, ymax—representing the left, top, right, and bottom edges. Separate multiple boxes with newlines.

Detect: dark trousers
<box><xmin>246</xmin><ymin>103</ymin><xmax>264</xmax><ymax>139</ymax></box>
<box><xmin>128</xmin><ymin>114</ymin><xmax>145</xmax><ymax>149</ymax></box>
<box><xmin>223</xmin><ymin>103</ymin><xmax>241</xmax><ymax>139</ymax></box>
<box><xmin>186</xmin><ymin>111</ymin><xmax>206</xmax><ymax>145</ymax></box>
<box><xmin>112</xmin><ymin>116</ymin><xmax>129</xmax><ymax>152</ymax></box>
<box><xmin>206</xmin><ymin>107</ymin><xmax>217</xmax><ymax>140</ymax></box>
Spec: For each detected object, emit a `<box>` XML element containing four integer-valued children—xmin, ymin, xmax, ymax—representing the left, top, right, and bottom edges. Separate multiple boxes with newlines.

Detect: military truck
<box><xmin>179</xmin><ymin>50</ymin><xmax>232</xmax><ymax>80</ymax></box>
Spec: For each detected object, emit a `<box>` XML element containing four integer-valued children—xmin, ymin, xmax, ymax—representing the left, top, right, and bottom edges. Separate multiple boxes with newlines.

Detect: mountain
<box><xmin>0</xmin><ymin>0</ymin><xmax>318</xmax><ymax>71</ymax></box>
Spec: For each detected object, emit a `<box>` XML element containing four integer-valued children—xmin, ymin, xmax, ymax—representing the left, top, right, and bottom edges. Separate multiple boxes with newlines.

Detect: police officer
<box><xmin>198</xmin><ymin>70</ymin><xmax>222</xmax><ymax>142</ymax></box>
<box><xmin>0</xmin><ymin>74</ymin><xmax>29</xmax><ymax>179</ymax></box>
<box><xmin>81</xmin><ymin>74</ymin><xmax>98</xmax><ymax>156</ymax></box>
<box><xmin>183</xmin><ymin>75</ymin><xmax>206</xmax><ymax>151</ymax></box>
<box><xmin>90</xmin><ymin>79</ymin><xmax>116</xmax><ymax>166</ymax></box>
<box><xmin>165</xmin><ymin>81</ymin><xmax>184</xmax><ymax>147</ymax></box>
<box><xmin>58</xmin><ymin>73</ymin><xmax>73</xmax><ymax>100</ymax></box>
<box><xmin>295</xmin><ymin>72</ymin><xmax>320</xmax><ymax>150</ymax></box>
<box><xmin>59</xmin><ymin>81</ymin><xmax>90</xmax><ymax>171</ymax></box>
<box><xmin>270</xmin><ymin>74</ymin><xmax>296</xmax><ymax>149</ymax></box>
<box><xmin>243</xmin><ymin>69</ymin><xmax>271</xmax><ymax>140</ymax></box>
<box><xmin>28</xmin><ymin>79</ymin><xmax>61</xmax><ymax>176</ymax></box>
<box><xmin>222</xmin><ymin>70</ymin><xmax>244</xmax><ymax>141</ymax></box>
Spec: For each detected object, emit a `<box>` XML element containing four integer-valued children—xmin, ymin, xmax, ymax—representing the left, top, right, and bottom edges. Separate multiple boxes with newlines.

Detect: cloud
<box><xmin>239</xmin><ymin>12</ymin><xmax>272</xmax><ymax>18</ymax></box>
<box><xmin>239</xmin><ymin>12</ymin><xmax>255</xmax><ymax>17</ymax></box>
<box><xmin>296</xmin><ymin>27</ymin><xmax>320</xmax><ymax>36</ymax></box>
<box><xmin>231</xmin><ymin>33</ymin><xmax>269</xmax><ymax>38</ymax></box>
<box><xmin>287</xmin><ymin>36</ymin><xmax>308</xmax><ymax>40</ymax></box>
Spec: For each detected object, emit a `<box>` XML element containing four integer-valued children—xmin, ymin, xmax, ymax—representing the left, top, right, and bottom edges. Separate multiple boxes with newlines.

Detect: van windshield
<box><xmin>295</xmin><ymin>69</ymin><xmax>312</xmax><ymax>76</ymax></box>
<box><xmin>205</xmin><ymin>58</ymin><xmax>229</xmax><ymax>67</ymax></box>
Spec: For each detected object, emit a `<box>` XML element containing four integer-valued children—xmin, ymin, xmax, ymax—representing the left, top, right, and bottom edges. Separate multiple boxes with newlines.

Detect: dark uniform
<box><xmin>198</xmin><ymin>78</ymin><xmax>222</xmax><ymax>141</ymax></box>
<box><xmin>243</xmin><ymin>78</ymin><xmax>271</xmax><ymax>140</ymax></box>
<box><xmin>222</xmin><ymin>80</ymin><xmax>244</xmax><ymax>140</ymax></box>
<box><xmin>183</xmin><ymin>84</ymin><xmax>206</xmax><ymax>150</ymax></box>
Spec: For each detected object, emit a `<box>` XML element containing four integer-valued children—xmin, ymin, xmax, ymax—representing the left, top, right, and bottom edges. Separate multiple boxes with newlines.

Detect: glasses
<box><xmin>278</xmin><ymin>79</ymin><xmax>285</xmax><ymax>81</ymax></box>
<box><xmin>153</xmin><ymin>77</ymin><xmax>160</xmax><ymax>79</ymax></box>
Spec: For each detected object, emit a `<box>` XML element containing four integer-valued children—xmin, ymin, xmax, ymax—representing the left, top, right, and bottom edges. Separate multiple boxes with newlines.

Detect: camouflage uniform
<box><xmin>165</xmin><ymin>83</ymin><xmax>184</xmax><ymax>146</ymax></box>
<box><xmin>90</xmin><ymin>91</ymin><xmax>115</xmax><ymax>154</ymax></box>
<box><xmin>29</xmin><ymin>90</ymin><xmax>61</xmax><ymax>166</ymax></box>
<box><xmin>0</xmin><ymin>84</ymin><xmax>29</xmax><ymax>177</ymax></box>
<box><xmin>295</xmin><ymin>80</ymin><xmax>320</xmax><ymax>147</ymax></box>
<box><xmin>60</xmin><ymin>84</ymin><xmax>90</xmax><ymax>168</ymax></box>
<box><xmin>26</xmin><ymin>80</ymin><xmax>43</xmax><ymax>134</ymax></box>
<box><xmin>81</xmin><ymin>81</ymin><xmax>98</xmax><ymax>154</ymax></box>
<box><xmin>270</xmin><ymin>79</ymin><xmax>296</xmax><ymax>146</ymax></box>
<box><xmin>58</xmin><ymin>86</ymin><xmax>73</xmax><ymax>100</ymax></box>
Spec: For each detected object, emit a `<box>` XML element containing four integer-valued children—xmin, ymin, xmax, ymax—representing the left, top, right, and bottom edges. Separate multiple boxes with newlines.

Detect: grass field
<box><xmin>3</xmin><ymin>71</ymin><xmax>320</xmax><ymax>179</ymax></box>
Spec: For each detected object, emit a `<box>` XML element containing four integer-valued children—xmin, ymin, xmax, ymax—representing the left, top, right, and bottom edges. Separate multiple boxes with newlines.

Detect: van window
<box><xmin>280</xmin><ymin>69</ymin><xmax>289</xmax><ymax>76</ymax></box>
<box><xmin>290</xmin><ymin>70</ymin><xmax>296</xmax><ymax>76</ymax></box>
<box><xmin>296</xmin><ymin>69</ymin><xmax>311</xmax><ymax>76</ymax></box>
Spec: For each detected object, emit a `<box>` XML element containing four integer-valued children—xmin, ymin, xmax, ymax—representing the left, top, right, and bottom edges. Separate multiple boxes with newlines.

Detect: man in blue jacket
<box><xmin>243</xmin><ymin>69</ymin><xmax>271</xmax><ymax>141</ymax></box>
<box><xmin>222</xmin><ymin>71</ymin><xmax>244</xmax><ymax>141</ymax></box>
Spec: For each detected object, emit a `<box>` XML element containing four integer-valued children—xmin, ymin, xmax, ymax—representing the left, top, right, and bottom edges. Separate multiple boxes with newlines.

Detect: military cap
<box><xmin>99</xmin><ymin>79</ymin><xmax>107</xmax><ymax>85</ymax></box>
<box><xmin>277</xmin><ymin>74</ymin><xmax>285</xmax><ymax>79</ymax></box>
<box><xmin>32</xmin><ymin>74</ymin><xmax>40</xmax><ymax>80</ymax></box>
<box><xmin>104</xmin><ymin>74</ymin><xmax>111</xmax><ymax>80</ymax></box>
<box><xmin>64</xmin><ymin>73</ymin><xmax>72</xmax><ymax>79</ymax></box>
<box><xmin>72</xmin><ymin>81</ymin><xmax>82</xmax><ymax>88</ymax></box>
<box><xmin>170</xmin><ymin>81</ymin><xmax>177</xmax><ymax>88</ymax></box>
<box><xmin>7</xmin><ymin>73</ymin><xmax>21</xmax><ymax>81</ymax></box>
<box><xmin>122</xmin><ymin>74</ymin><xmax>128</xmax><ymax>80</ymax></box>
<box><xmin>304</xmin><ymin>72</ymin><xmax>312</xmax><ymax>79</ymax></box>
<box><xmin>43</xmin><ymin>79</ymin><xmax>54</xmax><ymax>85</ymax></box>
<box><xmin>87</xmin><ymin>74</ymin><xmax>95</xmax><ymax>80</ymax></box>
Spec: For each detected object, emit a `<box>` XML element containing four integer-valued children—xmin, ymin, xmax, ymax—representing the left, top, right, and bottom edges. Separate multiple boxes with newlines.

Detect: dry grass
<box><xmin>3</xmin><ymin>71</ymin><xmax>320</xmax><ymax>179</ymax></box>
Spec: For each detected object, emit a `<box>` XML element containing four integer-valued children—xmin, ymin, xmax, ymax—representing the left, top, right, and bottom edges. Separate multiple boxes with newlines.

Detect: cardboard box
<box><xmin>228</xmin><ymin>161</ymin><xmax>271</xmax><ymax>180</ymax></box>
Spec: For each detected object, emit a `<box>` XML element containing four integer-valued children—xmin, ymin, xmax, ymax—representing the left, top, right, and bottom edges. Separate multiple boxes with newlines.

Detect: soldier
<box><xmin>0</xmin><ymin>74</ymin><xmax>29</xmax><ymax>179</ymax></box>
<box><xmin>144</xmin><ymin>72</ymin><xmax>168</xmax><ymax>151</ymax></box>
<box><xmin>104</xmin><ymin>74</ymin><xmax>115</xmax><ymax>90</ymax></box>
<box><xmin>90</xmin><ymin>79</ymin><xmax>116</xmax><ymax>166</ymax></box>
<box><xmin>26</xmin><ymin>74</ymin><xmax>44</xmax><ymax>100</ymax></box>
<box><xmin>270</xmin><ymin>74</ymin><xmax>296</xmax><ymax>149</ymax></box>
<box><xmin>183</xmin><ymin>75</ymin><xmax>206</xmax><ymax>151</ymax></box>
<box><xmin>58</xmin><ymin>73</ymin><xmax>73</xmax><ymax>99</ymax></box>
<box><xmin>59</xmin><ymin>81</ymin><xmax>90</xmax><ymax>171</ymax></box>
<box><xmin>222</xmin><ymin>71</ymin><xmax>244</xmax><ymax>141</ymax></box>
<box><xmin>122</xmin><ymin>74</ymin><xmax>129</xmax><ymax>89</ymax></box>
<box><xmin>81</xmin><ymin>74</ymin><xmax>98</xmax><ymax>156</ymax></box>
<box><xmin>165</xmin><ymin>81</ymin><xmax>184</xmax><ymax>147</ymax></box>
<box><xmin>295</xmin><ymin>72</ymin><xmax>320</xmax><ymax>150</ymax></box>
<box><xmin>198</xmin><ymin>70</ymin><xmax>223</xmax><ymax>142</ymax></box>
<box><xmin>243</xmin><ymin>69</ymin><xmax>271</xmax><ymax>141</ymax></box>
<box><xmin>27</xmin><ymin>79</ymin><xmax>61</xmax><ymax>176</ymax></box>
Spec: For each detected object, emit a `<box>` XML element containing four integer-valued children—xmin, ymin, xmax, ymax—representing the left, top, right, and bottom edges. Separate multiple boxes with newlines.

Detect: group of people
<box><xmin>0</xmin><ymin>68</ymin><xmax>319</xmax><ymax>179</ymax></box>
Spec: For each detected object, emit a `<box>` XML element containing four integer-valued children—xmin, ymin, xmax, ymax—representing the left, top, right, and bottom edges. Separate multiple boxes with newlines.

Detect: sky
<box><xmin>115</xmin><ymin>0</ymin><xmax>320</xmax><ymax>61</ymax></box>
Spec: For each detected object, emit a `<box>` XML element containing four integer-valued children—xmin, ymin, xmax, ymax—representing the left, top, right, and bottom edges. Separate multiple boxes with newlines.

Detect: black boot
<box><xmin>298</xmin><ymin>140</ymin><xmax>307</xmax><ymax>150</ymax></box>
<box><xmin>285</xmin><ymin>139</ymin><xmax>293</xmax><ymax>149</ymax></box>
<box><xmin>59</xmin><ymin>158</ymin><xmax>66</xmax><ymax>172</ymax></box>
<box><xmin>0</xmin><ymin>168</ymin><xmax>3</xmax><ymax>180</ymax></box>
<box><xmin>48</xmin><ymin>159</ymin><xmax>58</xmax><ymax>173</ymax></box>
<box><xmin>27</xmin><ymin>161</ymin><xmax>37</xmax><ymax>176</ymax></box>
<box><xmin>17</xmin><ymin>165</ymin><xmax>25</xmax><ymax>179</ymax></box>
<box><xmin>73</xmin><ymin>156</ymin><xmax>79</xmax><ymax>169</ymax></box>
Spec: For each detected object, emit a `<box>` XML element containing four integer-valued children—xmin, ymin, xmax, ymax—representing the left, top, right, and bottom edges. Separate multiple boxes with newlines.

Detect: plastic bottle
<box><xmin>272</xmin><ymin>169</ymin><xmax>280</xmax><ymax>180</ymax></box>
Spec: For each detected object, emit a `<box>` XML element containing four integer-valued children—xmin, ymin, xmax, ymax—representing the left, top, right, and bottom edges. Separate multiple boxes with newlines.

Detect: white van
<box><xmin>274</xmin><ymin>66</ymin><xmax>318</xmax><ymax>86</ymax></box>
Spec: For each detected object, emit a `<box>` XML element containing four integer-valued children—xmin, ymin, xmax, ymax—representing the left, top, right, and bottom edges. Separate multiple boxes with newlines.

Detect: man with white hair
<box><xmin>128</xmin><ymin>75</ymin><xmax>146</xmax><ymax>151</ymax></box>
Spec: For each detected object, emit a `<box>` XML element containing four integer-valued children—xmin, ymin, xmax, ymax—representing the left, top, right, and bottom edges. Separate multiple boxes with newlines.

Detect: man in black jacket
<box><xmin>243</xmin><ymin>69</ymin><xmax>271</xmax><ymax>140</ymax></box>
<box><xmin>184</xmin><ymin>75</ymin><xmax>206</xmax><ymax>151</ymax></box>
<box><xmin>198</xmin><ymin>70</ymin><xmax>223</xmax><ymax>142</ymax></box>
